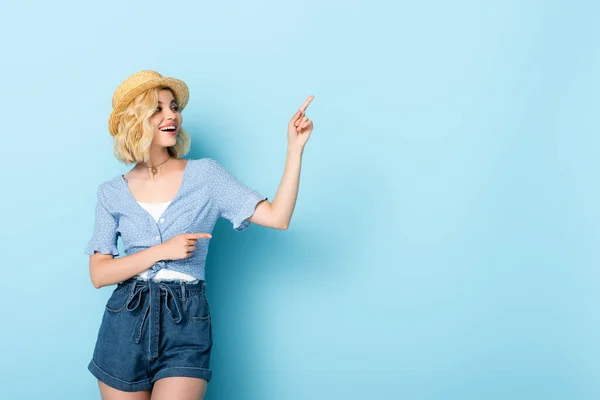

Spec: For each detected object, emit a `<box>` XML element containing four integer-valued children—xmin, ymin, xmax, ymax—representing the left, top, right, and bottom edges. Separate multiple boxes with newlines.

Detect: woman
<box><xmin>85</xmin><ymin>70</ymin><xmax>313</xmax><ymax>399</ymax></box>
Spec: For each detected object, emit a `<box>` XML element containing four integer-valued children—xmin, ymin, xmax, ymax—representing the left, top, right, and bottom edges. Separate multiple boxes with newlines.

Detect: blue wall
<box><xmin>1</xmin><ymin>0</ymin><xmax>598</xmax><ymax>398</ymax></box>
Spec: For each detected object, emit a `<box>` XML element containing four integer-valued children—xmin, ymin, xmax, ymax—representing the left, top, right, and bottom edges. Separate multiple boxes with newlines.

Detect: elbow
<box><xmin>89</xmin><ymin>253</ymin><xmax>116</xmax><ymax>289</ymax></box>
<box><xmin>277</xmin><ymin>221</ymin><xmax>290</xmax><ymax>230</ymax></box>
<box><xmin>89</xmin><ymin>264</ymin><xmax>105</xmax><ymax>289</ymax></box>
<box><xmin>90</xmin><ymin>274</ymin><xmax>103</xmax><ymax>289</ymax></box>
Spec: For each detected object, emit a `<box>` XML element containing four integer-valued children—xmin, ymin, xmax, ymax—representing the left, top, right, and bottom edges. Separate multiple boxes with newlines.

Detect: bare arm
<box><xmin>89</xmin><ymin>233</ymin><xmax>211</xmax><ymax>288</ymax></box>
<box><xmin>89</xmin><ymin>247</ymin><xmax>163</xmax><ymax>289</ymax></box>
<box><xmin>249</xmin><ymin>150</ymin><xmax>303</xmax><ymax>230</ymax></box>
<box><xmin>248</xmin><ymin>96</ymin><xmax>314</xmax><ymax>230</ymax></box>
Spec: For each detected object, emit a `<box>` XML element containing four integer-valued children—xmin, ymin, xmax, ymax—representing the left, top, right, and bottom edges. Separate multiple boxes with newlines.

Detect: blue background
<box><xmin>0</xmin><ymin>0</ymin><xmax>598</xmax><ymax>399</ymax></box>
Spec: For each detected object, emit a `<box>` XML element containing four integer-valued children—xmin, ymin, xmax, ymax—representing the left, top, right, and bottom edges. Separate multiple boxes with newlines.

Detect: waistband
<box><xmin>119</xmin><ymin>277</ymin><xmax>206</xmax><ymax>296</ymax></box>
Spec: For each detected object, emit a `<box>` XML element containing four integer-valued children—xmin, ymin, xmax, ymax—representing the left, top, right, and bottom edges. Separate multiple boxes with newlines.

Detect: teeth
<box><xmin>160</xmin><ymin>126</ymin><xmax>176</xmax><ymax>131</ymax></box>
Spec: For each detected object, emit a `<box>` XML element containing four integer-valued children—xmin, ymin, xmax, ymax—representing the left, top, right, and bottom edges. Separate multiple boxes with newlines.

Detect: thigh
<box><xmin>150</xmin><ymin>377</ymin><xmax>207</xmax><ymax>400</ymax></box>
<box><xmin>98</xmin><ymin>380</ymin><xmax>151</xmax><ymax>400</ymax></box>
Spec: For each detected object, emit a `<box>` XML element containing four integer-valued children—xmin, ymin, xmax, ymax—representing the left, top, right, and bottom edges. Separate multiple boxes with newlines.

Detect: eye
<box><xmin>155</xmin><ymin>107</ymin><xmax>162</xmax><ymax>113</ymax></box>
<box><xmin>171</xmin><ymin>105</ymin><xmax>179</xmax><ymax>112</ymax></box>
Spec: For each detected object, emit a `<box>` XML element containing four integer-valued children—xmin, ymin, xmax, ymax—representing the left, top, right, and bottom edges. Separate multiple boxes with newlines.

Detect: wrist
<box><xmin>148</xmin><ymin>243</ymin><xmax>164</xmax><ymax>263</ymax></box>
<box><xmin>287</xmin><ymin>146</ymin><xmax>304</xmax><ymax>158</ymax></box>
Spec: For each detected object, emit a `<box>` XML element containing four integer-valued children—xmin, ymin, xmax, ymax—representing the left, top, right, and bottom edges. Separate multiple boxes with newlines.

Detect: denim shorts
<box><xmin>88</xmin><ymin>278</ymin><xmax>213</xmax><ymax>392</ymax></box>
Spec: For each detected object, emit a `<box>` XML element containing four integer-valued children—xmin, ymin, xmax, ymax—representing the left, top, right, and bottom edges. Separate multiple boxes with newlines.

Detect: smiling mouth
<box><xmin>160</xmin><ymin>126</ymin><xmax>178</xmax><ymax>135</ymax></box>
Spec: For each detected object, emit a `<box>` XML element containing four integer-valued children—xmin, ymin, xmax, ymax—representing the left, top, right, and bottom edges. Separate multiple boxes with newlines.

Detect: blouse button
<box><xmin>159</xmin><ymin>218</ymin><xmax>165</xmax><ymax>223</ymax></box>
<box><xmin>155</xmin><ymin>235</ymin><xmax>160</xmax><ymax>241</ymax></box>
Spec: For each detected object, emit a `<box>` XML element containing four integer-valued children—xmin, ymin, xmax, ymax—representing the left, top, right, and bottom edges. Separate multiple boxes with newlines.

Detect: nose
<box><xmin>164</xmin><ymin>107</ymin><xmax>176</xmax><ymax>120</ymax></box>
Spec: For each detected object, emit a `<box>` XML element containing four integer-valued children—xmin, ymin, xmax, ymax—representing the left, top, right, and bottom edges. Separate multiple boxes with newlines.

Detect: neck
<box><xmin>138</xmin><ymin>147</ymin><xmax>172</xmax><ymax>177</ymax></box>
<box><xmin>146</xmin><ymin>146</ymin><xmax>171</xmax><ymax>166</ymax></box>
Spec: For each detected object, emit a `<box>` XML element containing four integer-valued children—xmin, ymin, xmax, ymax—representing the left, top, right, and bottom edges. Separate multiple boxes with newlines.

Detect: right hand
<box><xmin>158</xmin><ymin>233</ymin><xmax>212</xmax><ymax>261</ymax></box>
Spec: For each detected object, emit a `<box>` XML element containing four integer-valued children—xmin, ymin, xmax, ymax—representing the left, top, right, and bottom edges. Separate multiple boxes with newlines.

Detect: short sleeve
<box><xmin>207</xmin><ymin>159</ymin><xmax>267</xmax><ymax>231</ymax></box>
<box><xmin>84</xmin><ymin>184</ymin><xmax>120</xmax><ymax>256</ymax></box>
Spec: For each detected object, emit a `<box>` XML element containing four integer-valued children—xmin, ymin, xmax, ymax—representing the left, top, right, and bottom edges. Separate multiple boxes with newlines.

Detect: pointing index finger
<box><xmin>188</xmin><ymin>233</ymin><xmax>212</xmax><ymax>239</ymax></box>
<box><xmin>299</xmin><ymin>95</ymin><xmax>315</xmax><ymax>113</ymax></box>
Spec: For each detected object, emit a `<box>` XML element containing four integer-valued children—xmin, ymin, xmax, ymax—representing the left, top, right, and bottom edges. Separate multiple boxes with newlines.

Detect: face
<box><xmin>149</xmin><ymin>89</ymin><xmax>182</xmax><ymax>148</ymax></box>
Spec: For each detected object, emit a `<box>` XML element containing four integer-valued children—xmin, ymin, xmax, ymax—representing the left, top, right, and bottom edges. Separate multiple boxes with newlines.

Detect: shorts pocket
<box><xmin>105</xmin><ymin>284</ymin><xmax>133</xmax><ymax>313</ymax></box>
<box><xmin>183</xmin><ymin>292</ymin><xmax>211</xmax><ymax>321</ymax></box>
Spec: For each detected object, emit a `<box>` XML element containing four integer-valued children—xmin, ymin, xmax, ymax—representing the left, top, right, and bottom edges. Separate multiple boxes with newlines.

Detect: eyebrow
<box><xmin>158</xmin><ymin>100</ymin><xmax>177</xmax><ymax>104</ymax></box>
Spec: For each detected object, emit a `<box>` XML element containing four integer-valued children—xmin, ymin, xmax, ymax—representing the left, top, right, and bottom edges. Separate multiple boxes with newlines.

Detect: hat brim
<box><xmin>108</xmin><ymin>77</ymin><xmax>189</xmax><ymax>136</ymax></box>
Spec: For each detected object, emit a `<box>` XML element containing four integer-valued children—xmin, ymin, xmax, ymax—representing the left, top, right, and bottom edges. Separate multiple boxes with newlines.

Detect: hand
<box><xmin>157</xmin><ymin>233</ymin><xmax>212</xmax><ymax>261</ymax></box>
<box><xmin>288</xmin><ymin>96</ymin><xmax>314</xmax><ymax>152</ymax></box>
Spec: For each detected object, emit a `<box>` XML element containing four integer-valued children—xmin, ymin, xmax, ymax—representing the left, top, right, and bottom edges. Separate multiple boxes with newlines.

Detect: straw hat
<box><xmin>108</xmin><ymin>70</ymin><xmax>189</xmax><ymax>136</ymax></box>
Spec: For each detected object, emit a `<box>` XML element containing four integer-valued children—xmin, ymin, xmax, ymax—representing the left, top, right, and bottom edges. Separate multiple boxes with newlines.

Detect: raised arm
<box><xmin>249</xmin><ymin>96</ymin><xmax>314</xmax><ymax>230</ymax></box>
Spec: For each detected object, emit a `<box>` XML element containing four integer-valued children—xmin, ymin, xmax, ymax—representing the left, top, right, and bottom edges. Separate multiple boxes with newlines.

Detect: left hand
<box><xmin>287</xmin><ymin>96</ymin><xmax>314</xmax><ymax>152</ymax></box>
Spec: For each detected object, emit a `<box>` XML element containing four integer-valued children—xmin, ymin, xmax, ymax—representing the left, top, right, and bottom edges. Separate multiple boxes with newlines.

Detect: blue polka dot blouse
<box><xmin>85</xmin><ymin>158</ymin><xmax>267</xmax><ymax>280</ymax></box>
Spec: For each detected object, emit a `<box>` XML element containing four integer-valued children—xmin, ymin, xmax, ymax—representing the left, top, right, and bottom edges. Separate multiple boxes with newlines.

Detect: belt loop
<box><xmin>181</xmin><ymin>282</ymin><xmax>187</xmax><ymax>302</ymax></box>
<box><xmin>130</xmin><ymin>279</ymin><xmax>137</xmax><ymax>297</ymax></box>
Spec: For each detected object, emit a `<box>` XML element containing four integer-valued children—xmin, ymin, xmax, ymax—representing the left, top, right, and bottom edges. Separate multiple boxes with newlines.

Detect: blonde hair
<box><xmin>112</xmin><ymin>87</ymin><xmax>190</xmax><ymax>164</ymax></box>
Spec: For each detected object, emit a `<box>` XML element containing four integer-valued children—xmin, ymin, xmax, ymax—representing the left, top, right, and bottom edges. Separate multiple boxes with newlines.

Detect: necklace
<box><xmin>143</xmin><ymin>155</ymin><xmax>171</xmax><ymax>175</ymax></box>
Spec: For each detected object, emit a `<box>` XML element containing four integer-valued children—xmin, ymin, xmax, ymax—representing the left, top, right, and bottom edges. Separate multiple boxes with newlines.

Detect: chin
<box><xmin>163</xmin><ymin>137</ymin><xmax>178</xmax><ymax>147</ymax></box>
